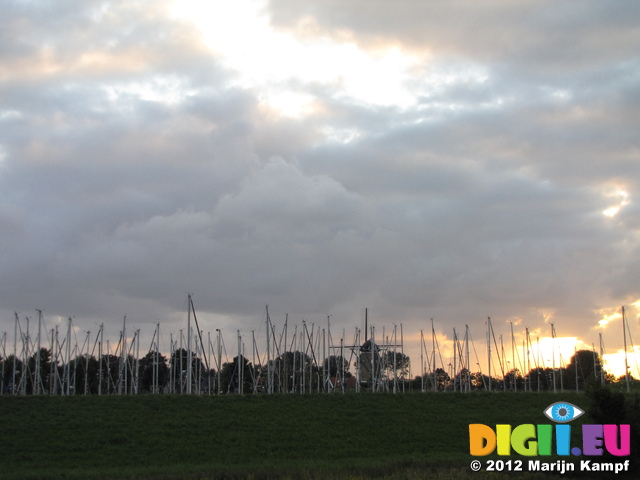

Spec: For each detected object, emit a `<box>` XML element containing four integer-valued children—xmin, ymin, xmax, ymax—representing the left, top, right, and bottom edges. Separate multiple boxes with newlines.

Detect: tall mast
<box><xmin>169</xmin><ymin>333</ymin><xmax>174</xmax><ymax>393</ymax></box>
<box><xmin>118</xmin><ymin>316</ymin><xmax>126</xmax><ymax>395</ymax></box>
<box><xmin>284</xmin><ymin>314</ymin><xmax>288</xmax><ymax>394</ymax></box>
<box><xmin>13</xmin><ymin>312</ymin><xmax>18</xmax><ymax>396</ymax></box>
<box><xmin>207</xmin><ymin>331</ymin><xmax>212</xmax><ymax>395</ymax></box>
<box><xmin>0</xmin><ymin>332</ymin><xmax>5</xmax><ymax>395</ymax></box>
<box><xmin>354</xmin><ymin>327</ymin><xmax>359</xmax><ymax>393</ymax></box>
<box><xmin>622</xmin><ymin>306</ymin><xmax>630</xmax><ymax>393</ymax></box>
<box><xmin>292</xmin><ymin>326</ymin><xmax>298</xmax><ymax>393</ymax></box>
<box><xmin>135</xmin><ymin>329</ymin><xmax>141</xmax><ymax>394</ymax></box>
<box><xmin>465</xmin><ymin>325</ymin><xmax>471</xmax><ymax>392</ymax></box>
<box><xmin>401</xmin><ymin>323</ymin><xmax>405</xmax><ymax>393</ymax></box>
<box><xmin>327</xmin><ymin>315</ymin><xmax>331</xmax><ymax>394</ymax></box>
<box><xmin>52</xmin><ymin>327</ymin><xmax>58</xmax><ymax>395</ymax></box>
<box><xmin>500</xmin><ymin>335</ymin><xmax>506</xmax><ymax>391</ymax></box>
<box><xmin>591</xmin><ymin>343</ymin><xmax>598</xmax><ymax>385</ymax></box>
<box><xmin>251</xmin><ymin>330</ymin><xmax>257</xmax><ymax>394</ymax></box>
<box><xmin>487</xmin><ymin>317</ymin><xmax>492</xmax><ymax>391</ymax></box>
<box><xmin>599</xmin><ymin>332</ymin><xmax>605</xmax><ymax>387</ymax></box>
<box><xmin>22</xmin><ymin>315</ymin><xmax>29</xmax><ymax>396</ymax></box>
<box><xmin>420</xmin><ymin>330</ymin><xmax>424</xmax><ymax>392</ymax></box>
<box><xmin>536</xmin><ymin>336</ymin><xmax>541</xmax><ymax>392</ymax></box>
<box><xmin>98</xmin><ymin>323</ymin><xmax>103</xmax><ymax>395</ymax></box>
<box><xmin>155</xmin><ymin>323</ymin><xmax>160</xmax><ymax>394</ymax></box>
<box><xmin>216</xmin><ymin>329</ymin><xmax>222</xmax><ymax>394</ymax></box>
<box><xmin>65</xmin><ymin>317</ymin><xmax>72</xmax><ymax>396</ymax></box>
<box><xmin>340</xmin><ymin>330</ymin><xmax>345</xmax><ymax>393</ymax></box>
<box><xmin>187</xmin><ymin>294</ymin><xmax>192</xmax><ymax>395</ymax></box>
<box><xmin>237</xmin><ymin>329</ymin><xmax>242</xmax><ymax>394</ymax></box>
<box><xmin>323</xmin><ymin>320</ymin><xmax>328</xmax><ymax>393</ymax></box>
<box><xmin>266</xmin><ymin>305</ymin><xmax>271</xmax><ymax>394</ymax></box>
<box><xmin>551</xmin><ymin>323</ymin><xmax>556</xmax><ymax>393</ymax></box>
<box><xmin>431</xmin><ymin>319</ymin><xmax>437</xmax><ymax>391</ymax></box>
<box><xmin>393</xmin><ymin>324</ymin><xmax>397</xmax><ymax>393</ymax></box>
<box><xmin>510</xmin><ymin>322</ymin><xmax>516</xmax><ymax>392</ymax></box>
<box><xmin>36</xmin><ymin>310</ymin><xmax>42</xmax><ymax>395</ymax></box>
<box><xmin>453</xmin><ymin>328</ymin><xmax>458</xmax><ymax>391</ymax></box>
<box><xmin>84</xmin><ymin>330</ymin><xmax>91</xmax><ymax>394</ymax></box>
<box><xmin>575</xmin><ymin>346</ymin><xmax>579</xmax><ymax>393</ymax></box>
<box><xmin>370</xmin><ymin>325</ymin><xmax>375</xmax><ymax>392</ymax></box>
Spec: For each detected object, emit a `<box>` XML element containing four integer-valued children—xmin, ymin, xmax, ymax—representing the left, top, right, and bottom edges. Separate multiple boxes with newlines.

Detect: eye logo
<box><xmin>543</xmin><ymin>402</ymin><xmax>584</xmax><ymax>423</ymax></box>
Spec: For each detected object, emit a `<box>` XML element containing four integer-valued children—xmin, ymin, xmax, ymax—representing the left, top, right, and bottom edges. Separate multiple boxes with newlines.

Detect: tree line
<box><xmin>413</xmin><ymin>349</ymin><xmax>636</xmax><ymax>392</ymax></box>
<box><xmin>3</xmin><ymin>347</ymin><xmax>634</xmax><ymax>395</ymax></box>
<box><xmin>0</xmin><ymin>348</ymin><xmax>411</xmax><ymax>395</ymax></box>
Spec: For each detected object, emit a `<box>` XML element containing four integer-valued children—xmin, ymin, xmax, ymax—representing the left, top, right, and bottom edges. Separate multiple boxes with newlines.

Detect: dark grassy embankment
<box><xmin>0</xmin><ymin>392</ymin><xmax>629</xmax><ymax>479</ymax></box>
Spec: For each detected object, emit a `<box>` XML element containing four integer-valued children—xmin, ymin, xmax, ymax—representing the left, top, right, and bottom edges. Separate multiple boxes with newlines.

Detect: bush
<box><xmin>586</xmin><ymin>384</ymin><xmax>639</xmax><ymax>473</ymax></box>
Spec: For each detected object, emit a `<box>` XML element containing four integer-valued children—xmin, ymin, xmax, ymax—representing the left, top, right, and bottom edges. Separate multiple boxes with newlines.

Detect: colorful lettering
<box><xmin>604</xmin><ymin>424</ymin><xmax>630</xmax><ymax>456</ymax></box>
<box><xmin>469</xmin><ymin>424</ymin><xmax>496</xmax><ymax>456</ymax></box>
<box><xmin>470</xmin><ymin>422</ymin><xmax>630</xmax><ymax>457</ymax></box>
<box><xmin>511</xmin><ymin>424</ymin><xmax>537</xmax><ymax>456</ymax></box>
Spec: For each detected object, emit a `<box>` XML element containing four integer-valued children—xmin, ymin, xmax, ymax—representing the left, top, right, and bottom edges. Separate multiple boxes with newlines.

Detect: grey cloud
<box><xmin>267</xmin><ymin>0</ymin><xmax>640</xmax><ymax>69</ymax></box>
<box><xmin>1</xmin><ymin>0</ymin><xmax>638</xmax><ymax>356</ymax></box>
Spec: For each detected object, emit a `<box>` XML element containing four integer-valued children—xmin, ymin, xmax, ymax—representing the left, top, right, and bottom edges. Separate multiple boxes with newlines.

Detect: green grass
<box><xmin>0</xmin><ymin>392</ymin><xmax>635</xmax><ymax>479</ymax></box>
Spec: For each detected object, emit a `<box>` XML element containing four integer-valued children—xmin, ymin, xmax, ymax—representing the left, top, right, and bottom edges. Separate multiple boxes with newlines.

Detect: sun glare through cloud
<box><xmin>529</xmin><ymin>336</ymin><xmax>585</xmax><ymax>369</ymax></box>
<box><xmin>258</xmin><ymin>91</ymin><xmax>316</xmax><ymax>118</ymax></box>
<box><xmin>169</xmin><ymin>0</ymin><xmax>419</xmax><ymax>116</ymax></box>
<box><xmin>604</xmin><ymin>347</ymin><xmax>640</xmax><ymax>381</ymax></box>
<box><xmin>595</xmin><ymin>304</ymin><xmax>624</xmax><ymax>330</ymax></box>
<box><xmin>602</xmin><ymin>188</ymin><xmax>630</xmax><ymax>217</ymax></box>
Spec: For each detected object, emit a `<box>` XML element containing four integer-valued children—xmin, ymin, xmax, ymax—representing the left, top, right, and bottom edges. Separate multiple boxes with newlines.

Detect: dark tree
<box><xmin>323</xmin><ymin>355</ymin><xmax>350</xmax><ymax>377</ymax></box>
<box><xmin>273</xmin><ymin>351</ymin><xmax>316</xmax><ymax>393</ymax></box>
<box><xmin>26</xmin><ymin>348</ymin><xmax>52</xmax><ymax>394</ymax></box>
<box><xmin>169</xmin><ymin>348</ymin><xmax>205</xmax><ymax>393</ymax></box>
<box><xmin>139</xmin><ymin>351</ymin><xmax>169</xmax><ymax>393</ymax></box>
<box><xmin>100</xmin><ymin>354</ymin><xmax>121</xmax><ymax>394</ymax></box>
<box><xmin>503</xmin><ymin>368</ymin><xmax>524</xmax><ymax>391</ymax></box>
<box><xmin>421</xmin><ymin>367</ymin><xmax>451</xmax><ymax>391</ymax></box>
<box><xmin>220</xmin><ymin>355</ymin><xmax>254</xmax><ymax>394</ymax></box>
<box><xmin>68</xmin><ymin>355</ymin><xmax>100</xmax><ymax>394</ymax></box>
<box><xmin>526</xmin><ymin>367</ymin><xmax>554</xmax><ymax>392</ymax></box>
<box><xmin>1</xmin><ymin>355</ymin><xmax>23</xmax><ymax>395</ymax></box>
<box><xmin>384</xmin><ymin>351</ymin><xmax>410</xmax><ymax>380</ymax></box>
<box><xmin>564</xmin><ymin>349</ymin><xmax>608</xmax><ymax>390</ymax></box>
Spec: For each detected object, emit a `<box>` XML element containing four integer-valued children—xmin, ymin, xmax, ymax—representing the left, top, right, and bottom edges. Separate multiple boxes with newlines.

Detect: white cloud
<box><xmin>171</xmin><ymin>0</ymin><xmax>422</xmax><ymax>112</ymax></box>
<box><xmin>103</xmin><ymin>75</ymin><xmax>195</xmax><ymax>106</ymax></box>
<box><xmin>602</xmin><ymin>189</ymin><xmax>630</xmax><ymax>218</ymax></box>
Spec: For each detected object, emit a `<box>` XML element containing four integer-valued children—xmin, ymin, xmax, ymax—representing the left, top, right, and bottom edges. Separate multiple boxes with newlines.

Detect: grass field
<box><xmin>0</xmin><ymin>391</ymin><xmax>636</xmax><ymax>479</ymax></box>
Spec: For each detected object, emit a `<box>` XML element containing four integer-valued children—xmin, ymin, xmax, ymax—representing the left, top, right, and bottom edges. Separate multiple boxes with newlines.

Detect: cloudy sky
<box><xmin>1</xmin><ymin>0</ymin><xmax>639</xmax><ymax>376</ymax></box>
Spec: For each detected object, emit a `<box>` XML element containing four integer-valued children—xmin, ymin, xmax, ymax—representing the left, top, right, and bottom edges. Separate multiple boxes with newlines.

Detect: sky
<box><xmin>1</xmin><ymin>0</ymin><xmax>639</xmax><ymax>379</ymax></box>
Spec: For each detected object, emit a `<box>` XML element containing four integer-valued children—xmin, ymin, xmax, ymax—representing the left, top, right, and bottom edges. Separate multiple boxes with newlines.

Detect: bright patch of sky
<box><xmin>103</xmin><ymin>75</ymin><xmax>194</xmax><ymax>106</ymax></box>
<box><xmin>259</xmin><ymin>91</ymin><xmax>316</xmax><ymax>118</ymax></box>
<box><xmin>528</xmin><ymin>336</ymin><xmax>586</xmax><ymax>370</ymax></box>
<box><xmin>170</xmin><ymin>0</ymin><xmax>443</xmax><ymax>115</ymax></box>
<box><xmin>602</xmin><ymin>188</ymin><xmax>630</xmax><ymax>218</ymax></box>
<box><xmin>597</xmin><ymin>309</ymin><xmax>621</xmax><ymax>329</ymax></box>
<box><xmin>320</xmin><ymin>126</ymin><xmax>361</xmax><ymax>145</ymax></box>
<box><xmin>0</xmin><ymin>110</ymin><xmax>22</xmax><ymax>121</ymax></box>
<box><xmin>604</xmin><ymin>347</ymin><xmax>640</xmax><ymax>380</ymax></box>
